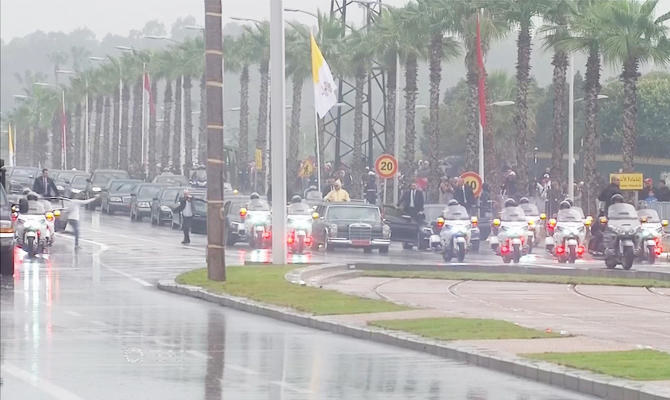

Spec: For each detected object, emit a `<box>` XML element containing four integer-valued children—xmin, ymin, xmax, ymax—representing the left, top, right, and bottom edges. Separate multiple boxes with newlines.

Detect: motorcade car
<box><xmin>382</xmin><ymin>204</ymin><xmax>443</xmax><ymax>250</ymax></box>
<box><xmin>7</xmin><ymin>166</ymin><xmax>39</xmax><ymax>194</ymax></box>
<box><xmin>636</xmin><ymin>208</ymin><xmax>668</xmax><ymax>264</ymax></box>
<box><xmin>222</xmin><ymin>196</ymin><xmax>252</xmax><ymax>245</ymax></box>
<box><xmin>0</xmin><ymin>183</ymin><xmax>15</xmax><ymax>275</ymax></box>
<box><xmin>153</xmin><ymin>173</ymin><xmax>189</xmax><ymax>186</ymax></box>
<box><xmin>170</xmin><ymin>190</ymin><xmax>207</xmax><ymax>233</ymax></box>
<box><xmin>53</xmin><ymin>170</ymin><xmax>87</xmax><ymax>196</ymax></box>
<box><xmin>312</xmin><ymin>202</ymin><xmax>391</xmax><ymax>253</ymax></box>
<box><xmin>129</xmin><ymin>183</ymin><xmax>165</xmax><ymax>221</ymax></box>
<box><xmin>66</xmin><ymin>174</ymin><xmax>89</xmax><ymax>199</ymax></box>
<box><xmin>150</xmin><ymin>187</ymin><xmax>183</xmax><ymax>226</ymax></box>
<box><xmin>100</xmin><ymin>179</ymin><xmax>142</xmax><ymax>215</ymax></box>
<box><xmin>87</xmin><ymin>169</ymin><xmax>130</xmax><ymax>208</ymax></box>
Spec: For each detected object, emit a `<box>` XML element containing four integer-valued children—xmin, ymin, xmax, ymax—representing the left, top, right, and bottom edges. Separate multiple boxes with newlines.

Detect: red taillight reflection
<box><xmin>500</xmin><ymin>245</ymin><xmax>509</xmax><ymax>254</ymax></box>
<box><xmin>287</xmin><ymin>234</ymin><xmax>294</xmax><ymax>244</ymax></box>
<box><xmin>262</xmin><ymin>231</ymin><xmax>271</xmax><ymax>240</ymax></box>
<box><xmin>305</xmin><ymin>236</ymin><xmax>312</xmax><ymax>246</ymax></box>
<box><xmin>655</xmin><ymin>246</ymin><xmax>663</xmax><ymax>256</ymax></box>
<box><xmin>556</xmin><ymin>245</ymin><xmax>565</xmax><ymax>254</ymax></box>
<box><xmin>577</xmin><ymin>245</ymin><xmax>585</xmax><ymax>256</ymax></box>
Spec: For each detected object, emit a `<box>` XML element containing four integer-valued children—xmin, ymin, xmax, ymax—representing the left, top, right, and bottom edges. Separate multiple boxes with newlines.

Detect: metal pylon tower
<box><xmin>326</xmin><ymin>0</ymin><xmax>387</xmax><ymax>169</ymax></box>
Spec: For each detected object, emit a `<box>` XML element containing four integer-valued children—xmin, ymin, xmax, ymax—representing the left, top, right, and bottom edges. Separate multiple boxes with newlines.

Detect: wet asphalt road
<box><xmin>1</xmin><ymin>211</ymin><xmax>602</xmax><ymax>399</ymax></box>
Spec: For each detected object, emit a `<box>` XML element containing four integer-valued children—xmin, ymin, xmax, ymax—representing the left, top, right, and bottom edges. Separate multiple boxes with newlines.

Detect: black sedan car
<box><xmin>383</xmin><ymin>204</ymin><xmax>445</xmax><ymax>250</ymax></box>
<box><xmin>222</xmin><ymin>196</ymin><xmax>252</xmax><ymax>245</ymax></box>
<box><xmin>129</xmin><ymin>183</ymin><xmax>165</xmax><ymax>221</ymax></box>
<box><xmin>53</xmin><ymin>170</ymin><xmax>88</xmax><ymax>196</ymax></box>
<box><xmin>65</xmin><ymin>174</ymin><xmax>89</xmax><ymax>199</ymax></box>
<box><xmin>87</xmin><ymin>169</ymin><xmax>130</xmax><ymax>208</ymax></box>
<box><xmin>150</xmin><ymin>186</ymin><xmax>183</xmax><ymax>226</ymax></box>
<box><xmin>100</xmin><ymin>179</ymin><xmax>142</xmax><ymax>215</ymax></box>
<box><xmin>7</xmin><ymin>166</ymin><xmax>39</xmax><ymax>194</ymax></box>
<box><xmin>312</xmin><ymin>202</ymin><xmax>391</xmax><ymax>253</ymax></box>
<box><xmin>170</xmin><ymin>190</ymin><xmax>207</xmax><ymax>233</ymax></box>
<box><xmin>153</xmin><ymin>173</ymin><xmax>188</xmax><ymax>186</ymax></box>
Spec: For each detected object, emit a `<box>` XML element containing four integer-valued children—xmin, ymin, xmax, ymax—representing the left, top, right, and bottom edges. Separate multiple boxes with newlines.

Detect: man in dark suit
<box><xmin>32</xmin><ymin>168</ymin><xmax>59</xmax><ymax>198</ymax></box>
<box><xmin>398</xmin><ymin>183</ymin><xmax>424</xmax><ymax>217</ymax></box>
<box><xmin>453</xmin><ymin>178</ymin><xmax>476</xmax><ymax>213</ymax></box>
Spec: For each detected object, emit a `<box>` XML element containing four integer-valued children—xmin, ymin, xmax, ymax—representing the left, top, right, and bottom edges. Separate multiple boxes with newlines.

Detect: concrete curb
<box><xmin>158</xmin><ymin>279</ymin><xmax>670</xmax><ymax>400</ymax></box>
<box><xmin>353</xmin><ymin>262</ymin><xmax>670</xmax><ymax>281</ymax></box>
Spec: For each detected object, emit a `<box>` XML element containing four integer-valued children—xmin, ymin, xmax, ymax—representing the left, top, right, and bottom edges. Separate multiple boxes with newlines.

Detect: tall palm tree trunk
<box><xmin>404</xmin><ymin>54</ymin><xmax>418</xmax><ymax>183</ymax></box>
<box><xmin>131</xmin><ymin>77</ymin><xmax>143</xmax><ymax>177</ymax></box>
<box><xmin>183</xmin><ymin>75</ymin><xmax>193</xmax><ymax>175</ymax></box>
<box><xmin>238</xmin><ymin>65</ymin><xmax>250</xmax><ymax>189</ymax></box>
<box><xmin>52</xmin><ymin>112</ymin><xmax>62</xmax><ymax>169</ymax></box>
<box><xmin>428</xmin><ymin>33</ymin><xmax>444</xmax><ymax>202</ymax></box>
<box><xmin>621</xmin><ymin>58</ymin><xmax>638</xmax><ymax>173</ymax></box>
<box><xmin>204</xmin><ymin>0</ymin><xmax>225</xmax><ymax>281</ymax></box>
<box><xmin>173</xmin><ymin>76</ymin><xmax>183</xmax><ymax>174</ymax></box>
<box><xmin>161</xmin><ymin>81</ymin><xmax>173</xmax><ymax>170</ymax></box>
<box><xmin>102</xmin><ymin>97</ymin><xmax>111</xmax><ymax>168</ymax></box>
<box><xmin>256</xmin><ymin>60</ymin><xmax>269</xmax><ymax>192</ymax></box>
<box><xmin>120</xmin><ymin>81</ymin><xmax>130</xmax><ymax>171</ymax></box>
<box><xmin>385</xmin><ymin>55</ymin><xmax>397</xmax><ymax>202</ymax></box>
<box><xmin>582</xmin><ymin>46</ymin><xmax>601</xmax><ymax>216</ymax></box>
<box><xmin>465</xmin><ymin>66</ymin><xmax>479</xmax><ymax>172</ymax></box>
<box><xmin>288</xmin><ymin>77</ymin><xmax>303</xmax><ymax>195</ymax></box>
<box><xmin>73</xmin><ymin>103</ymin><xmax>82</xmax><ymax>169</ymax></box>
<box><xmin>91</xmin><ymin>95</ymin><xmax>103</xmax><ymax>170</ymax></box>
<box><xmin>198</xmin><ymin>73</ymin><xmax>207</xmax><ymax>165</ymax></box>
<box><xmin>352</xmin><ymin>67</ymin><xmax>366</xmax><ymax>199</ymax></box>
<box><xmin>148</xmin><ymin>80</ymin><xmax>158</xmax><ymax>180</ymax></box>
<box><xmin>112</xmin><ymin>87</ymin><xmax>120</xmax><ymax>169</ymax></box>
<box><xmin>514</xmin><ymin>22</ymin><xmax>532</xmax><ymax>197</ymax></box>
<box><xmin>550</xmin><ymin>50</ymin><xmax>568</xmax><ymax>195</ymax></box>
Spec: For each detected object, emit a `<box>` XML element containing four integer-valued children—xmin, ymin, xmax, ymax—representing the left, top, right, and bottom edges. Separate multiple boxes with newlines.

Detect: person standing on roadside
<box><xmin>173</xmin><ymin>189</ymin><xmax>194</xmax><ymax>244</ymax></box>
<box><xmin>65</xmin><ymin>195</ymin><xmax>99</xmax><ymax>249</ymax></box>
<box><xmin>398</xmin><ymin>183</ymin><xmax>424</xmax><ymax>218</ymax></box>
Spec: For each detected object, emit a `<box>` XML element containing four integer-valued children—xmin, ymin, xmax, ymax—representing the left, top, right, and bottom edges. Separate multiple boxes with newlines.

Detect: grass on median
<box><xmin>361</xmin><ymin>270</ymin><xmax>670</xmax><ymax>288</ymax></box>
<box><xmin>369</xmin><ymin>317</ymin><xmax>563</xmax><ymax>341</ymax></box>
<box><xmin>176</xmin><ymin>266</ymin><xmax>410</xmax><ymax>316</ymax></box>
<box><xmin>525</xmin><ymin>350</ymin><xmax>670</xmax><ymax>381</ymax></box>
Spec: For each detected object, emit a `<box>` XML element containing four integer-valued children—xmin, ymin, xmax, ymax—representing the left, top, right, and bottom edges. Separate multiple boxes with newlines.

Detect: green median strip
<box><xmin>525</xmin><ymin>350</ymin><xmax>670</xmax><ymax>381</ymax></box>
<box><xmin>361</xmin><ymin>270</ymin><xmax>670</xmax><ymax>288</ymax></box>
<box><xmin>369</xmin><ymin>317</ymin><xmax>563</xmax><ymax>340</ymax></box>
<box><xmin>176</xmin><ymin>266</ymin><xmax>410</xmax><ymax>316</ymax></box>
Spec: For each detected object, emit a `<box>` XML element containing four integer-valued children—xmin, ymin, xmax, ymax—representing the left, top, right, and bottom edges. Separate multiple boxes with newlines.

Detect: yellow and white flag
<box><xmin>8</xmin><ymin>123</ymin><xmax>15</xmax><ymax>167</ymax></box>
<box><xmin>311</xmin><ymin>35</ymin><xmax>337</xmax><ymax>118</ymax></box>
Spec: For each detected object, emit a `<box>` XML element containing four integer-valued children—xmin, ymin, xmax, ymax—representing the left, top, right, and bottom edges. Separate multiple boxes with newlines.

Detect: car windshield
<box><xmin>607</xmin><ymin>203</ymin><xmax>638</xmax><ymax>220</ymax></box>
<box><xmin>328</xmin><ymin>206</ymin><xmax>380</xmax><ymax>222</ymax></box>
<box><xmin>288</xmin><ymin>203</ymin><xmax>312</xmax><ymax>215</ymax></box>
<box><xmin>192</xmin><ymin>198</ymin><xmax>207</xmax><ymax>214</ymax></box>
<box><xmin>56</xmin><ymin>171</ymin><xmax>79</xmax><ymax>183</ymax></box>
<box><xmin>161</xmin><ymin>189</ymin><xmax>180</xmax><ymax>201</ymax></box>
<box><xmin>138</xmin><ymin>186</ymin><xmax>162</xmax><ymax>199</ymax></box>
<box><xmin>110</xmin><ymin>181</ymin><xmax>137</xmax><ymax>193</ymax></box>
<box><xmin>155</xmin><ymin>175</ymin><xmax>187</xmax><ymax>185</ymax></box>
<box><xmin>638</xmin><ymin>209</ymin><xmax>661</xmax><ymax>222</ymax></box>
<box><xmin>557</xmin><ymin>208</ymin><xmax>583</xmax><ymax>222</ymax></box>
<box><xmin>500</xmin><ymin>206</ymin><xmax>527</xmax><ymax>222</ymax></box>
<box><xmin>72</xmin><ymin>176</ymin><xmax>88</xmax><ymax>187</ymax></box>
<box><xmin>93</xmin><ymin>172</ymin><xmax>128</xmax><ymax>185</ymax></box>
<box><xmin>423</xmin><ymin>205</ymin><xmax>444</xmax><ymax>221</ymax></box>
<box><xmin>11</xmin><ymin>168</ymin><xmax>36</xmax><ymax>178</ymax></box>
<box><xmin>443</xmin><ymin>205</ymin><xmax>470</xmax><ymax>220</ymax></box>
<box><xmin>520</xmin><ymin>203</ymin><xmax>540</xmax><ymax>216</ymax></box>
<box><xmin>247</xmin><ymin>199</ymin><xmax>270</xmax><ymax>211</ymax></box>
<box><xmin>191</xmin><ymin>170</ymin><xmax>207</xmax><ymax>181</ymax></box>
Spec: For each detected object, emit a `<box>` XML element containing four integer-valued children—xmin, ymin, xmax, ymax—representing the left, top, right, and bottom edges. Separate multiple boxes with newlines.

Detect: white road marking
<box><xmin>1</xmin><ymin>362</ymin><xmax>85</xmax><ymax>400</ymax></box>
<box><xmin>185</xmin><ymin>350</ymin><xmax>211</xmax><ymax>360</ymax></box>
<box><xmin>270</xmin><ymin>380</ymin><xmax>313</xmax><ymax>394</ymax></box>
<box><xmin>64</xmin><ymin>310</ymin><xmax>83</xmax><ymax>317</ymax></box>
<box><xmin>103</xmin><ymin>266</ymin><xmax>153</xmax><ymax>287</ymax></box>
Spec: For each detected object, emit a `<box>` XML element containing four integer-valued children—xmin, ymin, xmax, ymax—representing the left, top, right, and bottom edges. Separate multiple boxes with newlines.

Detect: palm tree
<box><xmin>599</xmin><ymin>0</ymin><xmax>670</xmax><ymax>173</ymax></box>
<box><xmin>180</xmin><ymin>38</ymin><xmax>205</xmax><ymax>175</ymax></box>
<box><xmin>154</xmin><ymin>50</ymin><xmax>178</xmax><ymax>171</ymax></box>
<box><xmin>541</xmin><ymin>0</ymin><xmax>573</xmax><ymax>196</ymax></box>
<box><xmin>119</xmin><ymin>54</ymin><xmax>135</xmax><ymax>171</ymax></box>
<box><xmin>491</xmin><ymin>0</ymin><xmax>551</xmax><ymax>197</ymax></box>
<box><xmin>245</xmin><ymin>21</ymin><xmax>271</xmax><ymax>191</ymax></box>
<box><xmin>198</xmin><ymin>72</ymin><xmax>206</xmax><ymax>167</ymax></box>
<box><xmin>148</xmin><ymin>73</ymin><xmax>159</xmax><ymax>179</ymax></box>
<box><xmin>47</xmin><ymin>51</ymin><xmax>69</xmax><ymax>83</ymax></box>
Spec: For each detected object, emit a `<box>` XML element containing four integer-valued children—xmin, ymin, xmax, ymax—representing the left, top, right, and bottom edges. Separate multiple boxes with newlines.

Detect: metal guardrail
<box><xmin>640</xmin><ymin>201</ymin><xmax>670</xmax><ymax>220</ymax></box>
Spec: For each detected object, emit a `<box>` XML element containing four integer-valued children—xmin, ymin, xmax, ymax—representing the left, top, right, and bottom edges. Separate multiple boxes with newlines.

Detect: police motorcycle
<box><xmin>13</xmin><ymin>194</ymin><xmax>55</xmax><ymax>257</ymax></box>
<box><xmin>286</xmin><ymin>196</ymin><xmax>316</xmax><ymax>254</ymax></box>
<box><xmin>489</xmin><ymin>199</ymin><xmax>530</xmax><ymax>264</ymax></box>
<box><xmin>242</xmin><ymin>193</ymin><xmax>272</xmax><ymax>249</ymax></box>
<box><xmin>601</xmin><ymin>195</ymin><xmax>641</xmax><ymax>270</ymax></box>
<box><xmin>545</xmin><ymin>202</ymin><xmax>588</xmax><ymax>263</ymax></box>
<box><xmin>439</xmin><ymin>200</ymin><xmax>479</xmax><ymax>262</ymax></box>
<box><xmin>519</xmin><ymin>197</ymin><xmax>544</xmax><ymax>252</ymax></box>
<box><xmin>636</xmin><ymin>208</ymin><xmax>668</xmax><ymax>264</ymax></box>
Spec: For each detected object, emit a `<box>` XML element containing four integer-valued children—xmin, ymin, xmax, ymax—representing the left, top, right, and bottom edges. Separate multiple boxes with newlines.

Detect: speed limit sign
<box><xmin>375</xmin><ymin>154</ymin><xmax>398</xmax><ymax>179</ymax></box>
<box><xmin>460</xmin><ymin>171</ymin><xmax>483</xmax><ymax>197</ymax></box>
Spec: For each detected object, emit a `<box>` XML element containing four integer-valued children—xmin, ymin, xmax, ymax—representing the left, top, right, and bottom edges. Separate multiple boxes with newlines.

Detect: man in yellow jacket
<box><xmin>324</xmin><ymin>180</ymin><xmax>350</xmax><ymax>202</ymax></box>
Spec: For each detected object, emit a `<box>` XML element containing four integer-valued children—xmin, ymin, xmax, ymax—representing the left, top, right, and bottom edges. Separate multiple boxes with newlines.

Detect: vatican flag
<box><xmin>311</xmin><ymin>35</ymin><xmax>337</xmax><ymax>118</ymax></box>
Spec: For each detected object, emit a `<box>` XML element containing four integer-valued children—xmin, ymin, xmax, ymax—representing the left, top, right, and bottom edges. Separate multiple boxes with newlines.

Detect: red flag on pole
<box><xmin>144</xmin><ymin>72</ymin><xmax>155</xmax><ymax>116</ymax></box>
<box><xmin>476</xmin><ymin>14</ymin><xmax>487</xmax><ymax>129</ymax></box>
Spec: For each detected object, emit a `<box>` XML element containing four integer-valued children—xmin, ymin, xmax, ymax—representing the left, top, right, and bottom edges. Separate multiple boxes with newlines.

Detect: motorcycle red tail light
<box><xmin>655</xmin><ymin>246</ymin><xmax>663</xmax><ymax>256</ymax></box>
<box><xmin>263</xmin><ymin>231</ymin><xmax>271</xmax><ymax>240</ymax></box>
<box><xmin>556</xmin><ymin>245</ymin><xmax>565</xmax><ymax>254</ymax></box>
<box><xmin>577</xmin><ymin>245</ymin><xmax>585</xmax><ymax>256</ymax></box>
<box><xmin>287</xmin><ymin>235</ymin><xmax>294</xmax><ymax>244</ymax></box>
<box><xmin>500</xmin><ymin>245</ymin><xmax>509</xmax><ymax>254</ymax></box>
<box><xmin>305</xmin><ymin>236</ymin><xmax>312</xmax><ymax>246</ymax></box>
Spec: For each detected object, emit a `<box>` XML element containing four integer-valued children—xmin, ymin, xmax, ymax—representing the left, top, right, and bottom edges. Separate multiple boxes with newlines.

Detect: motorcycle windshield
<box><xmin>247</xmin><ymin>200</ymin><xmax>270</xmax><ymax>211</ymax></box>
<box><xmin>520</xmin><ymin>204</ymin><xmax>540</xmax><ymax>216</ymax></box>
<box><xmin>500</xmin><ymin>207</ymin><xmax>526</xmax><ymax>222</ymax></box>
<box><xmin>637</xmin><ymin>209</ymin><xmax>661</xmax><ymax>223</ymax></box>
<box><xmin>443</xmin><ymin>205</ymin><xmax>469</xmax><ymax>220</ymax></box>
<box><xmin>287</xmin><ymin>203</ymin><xmax>312</xmax><ymax>215</ymax></box>
<box><xmin>557</xmin><ymin>209</ymin><xmax>582</xmax><ymax>222</ymax></box>
<box><xmin>607</xmin><ymin>203</ymin><xmax>638</xmax><ymax>220</ymax></box>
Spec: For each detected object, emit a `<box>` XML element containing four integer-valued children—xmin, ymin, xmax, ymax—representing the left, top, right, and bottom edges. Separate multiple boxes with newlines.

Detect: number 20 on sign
<box><xmin>375</xmin><ymin>154</ymin><xmax>398</xmax><ymax>179</ymax></box>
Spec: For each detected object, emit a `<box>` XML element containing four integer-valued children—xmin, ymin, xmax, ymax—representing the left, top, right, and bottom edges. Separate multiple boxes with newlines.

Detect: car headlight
<box><xmin>56</xmin><ymin>185</ymin><xmax>64</xmax><ymax>191</ymax></box>
<box><xmin>328</xmin><ymin>223</ymin><xmax>338</xmax><ymax>237</ymax></box>
<box><xmin>71</xmin><ymin>188</ymin><xmax>81</xmax><ymax>194</ymax></box>
<box><xmin>110</xmin><ymin>196</ymin><xmax>122</xmax><ymax>202</ymax></box>
<box><xmin>92</xmin><ymin>187</ymin><xmax>101</xmax><ymax>192</ymax></box>
<box><xmin>383</xmin><ymin>224</ymin><xmax>391</xmax><ymax>238</ymax></box>
<box><xmin>138</xmin><ymin>202</ymin><xmax>150</xmax><ymax>208</ymax></box>
<box><xmin>161</xmin><ymin>205</ymin><xmax>171</xmax><ymax>212</ymax></box>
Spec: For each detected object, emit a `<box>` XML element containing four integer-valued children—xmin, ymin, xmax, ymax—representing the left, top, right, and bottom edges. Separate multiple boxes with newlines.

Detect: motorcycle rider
<box><xmin>559</xmin><ymin>200</ymin><xmax>571</xmax><ymax>210</ymax></box>
<box><xmin>602</xmin><ymin>193</ymin><xmax>626</xmax><ymax>255</ymax></box>
<box><xmin>598</xmin><ymin>176</ymin><xmax>622</xmax><ymax>210</ymax></box>
<box><xmin>364</xmin><ymin>171</ymin><xmax>377</xmax><ymax>205</ymax></box>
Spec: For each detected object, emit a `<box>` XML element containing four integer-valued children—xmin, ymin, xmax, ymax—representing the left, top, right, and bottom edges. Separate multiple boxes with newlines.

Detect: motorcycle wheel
<box><xmin>605</xmin><ymin>256</ymin><xmax>618</xmax><ymax>269</ymax></box>
<box><xmin>623</xmin><ymin>247</ymin><xmax>634</xmax><ymax>270</ymax></box>
<box><xmin>442</xmin><ymin>248</ymin><xmax>452</xmax><ymax>262</ymax></box>
<box><xmin>296</xmin><ymin>238</ymin><xmax>304</xmax><ymax>254</ymax></box>
<box><xmin>417</xmin><ymin>232</ymin><xmax>428</xmax><ymax>250</ymax></box>
<box><xmin>503</xmin><ymin>256</ymin><xmax>511</xmax><ymax>264</ymax></box>
<box><xmin>647</xmin><ymin>245</ymin><xmax>656</xmax><ymax>265</ymax></box>
<box><xmin>379</xmin><ymin>246</ymin><xmax>389</xmax><ymax>254</ymax></box>
<box><xmin>363</xmin><ymin>247</ymin><xmax>372</xmax><ymax>254</ymax></box>
<box><xmin>513</xmin><ymin>244</ymin><xmax>521</xmax><ymax>263</ymax></box>
<box><xmin>402</xmin><ymin>242</ymin><xmax>413</xmax><ymax>250</ymax></box>
<box><xmin>456</xmin><ymin>242</ymin><xmax>466</xmax><ymax>262</ymax></box>
<box><xmin>527</xmin><ymin>238</ymin><xmax>534</xmax><ymax>254</ymax></box>
<box><xmin>26</xmin><ymin>237</ymin><xmax>36</xmax><ymax>258</ymax></box>
<box><xmin>568</xmin><ymin>245</ymin><xmax>577</xmax><ymax>264</ymax></box>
